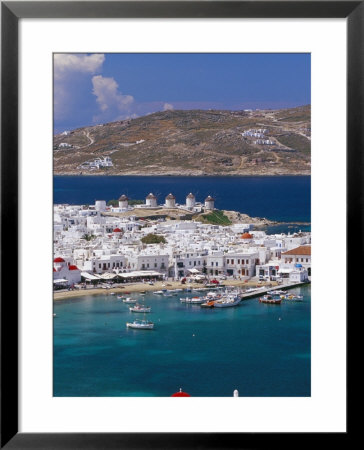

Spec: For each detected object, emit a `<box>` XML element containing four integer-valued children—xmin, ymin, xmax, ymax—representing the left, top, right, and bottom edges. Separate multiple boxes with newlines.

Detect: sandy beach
<box><xmin>53</xmin><ymin>279</ymin><xmax>278</xmax><ymax>301</ymax></box>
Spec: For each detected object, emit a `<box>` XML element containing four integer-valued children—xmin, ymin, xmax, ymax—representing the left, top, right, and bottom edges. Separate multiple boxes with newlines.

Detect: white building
<box><xmin>281</xmin><ymin>245</ymin><xmax>311</xmax><ymax>276</ymax></box>
<box><xmin>145</xmin><ymin>193</ymin><xmax>157</xmax><ymax>208</ymax></box>
<box><xmin>118</xmin><ymin>194</ymin><xmax>129</xmax><ymax>210</ymax></box>
<box><xmin>204</xmin><ymin>195</ymin><xmax>215</xmax><ymax>211</ymax></box>
<box><xmin>95</xmin><ymin>200</ymin><xmax>106</xmax><ymax>212</ymax></box>
<box><xmin>186</xmin><ymin>193</ymin><xmax>196</xmax><ymax>209</ymax></box>
<box><xmin>165</xmin><ymin>193</ymin><xmax>176</xmax><ymax>208</ymax></box>
<box><xmin>53</xmin><ymin>257</ymin><xmax>81</xmax><ymax>286</ymax></box>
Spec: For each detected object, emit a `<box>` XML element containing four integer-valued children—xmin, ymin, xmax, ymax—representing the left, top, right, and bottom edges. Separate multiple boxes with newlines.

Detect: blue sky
<box><xmin>54</xmin><ymin>53</ymin><xmax>310</xmax><ymax>134</ymax></box>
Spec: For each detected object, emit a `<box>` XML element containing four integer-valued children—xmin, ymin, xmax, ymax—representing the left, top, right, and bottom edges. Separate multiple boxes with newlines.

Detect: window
<box><xmin>211</xmin><ymin>262</ymin><xmax>214</xmax><ymax>266</ymax></box>
<box><xmin>238</xmin><ymin>259</ymin><xmax>240</xmax><ymax>264</ymax></box>
<box><xmin>227</xmin><ymin>259</ymin><xmax>229</xmax><ymax>264</ymax></box>
<box><xmin>154</xmin><ymin>263</ymin><xmax>157</xmax><ymax>268</ymax></box>
<box><xmin>246</xmin><ymin>259</ymin><xmax>249</xmax><ymax>264</ymax></box>
<box><xmin>231</xmin><ymin>259</ymin><xmax>234</xmax><ymax>264</ymax></box>
<box><xmin>216</xmin><ymin>262</ymin><xmax>218</xmax><ymax>267</ymax></box>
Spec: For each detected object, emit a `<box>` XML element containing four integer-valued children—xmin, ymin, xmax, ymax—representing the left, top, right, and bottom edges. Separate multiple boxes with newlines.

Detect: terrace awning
<box><xmin>53</xmin><ymin>278</ymin><xmax>68</xmax><ymax>284</ymax></box>
<box><xmin>81</xmin><ymin>272</ymin><xmax>101</xmax><ymax>280</ymax></box>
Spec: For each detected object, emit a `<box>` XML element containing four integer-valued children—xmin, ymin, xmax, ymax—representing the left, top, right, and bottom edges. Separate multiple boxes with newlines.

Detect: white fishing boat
<box><xmin>213</xmin><ymin>294</ymin><xmax>241</xmax><ymax>308</ymax></box>
<box><xmin>180</xmin><ymin>296</ymin><xmax>205</xmax><ymax>304</ymax></box>
<box><xmin>283</xmin><ymin>293</ymin><xmax>304</xmax><ymax>301</ymax></box>
<box><xmin>259</xmin><ymin>295</ymin><xmax>282</xmax><ymax>304</ymax></box>
<box><xmin>129</xmin><ymin>305</ymin><xmax>151</xmax><ymax>313</ymax></box>
<box><xmin>154</xmin><ymin>290</ymin><xmax>164</xmax><ymax>295</ymax></box>
<box><xmin>117</xmin><ymin>295</ymin><xmax>126</xmax><ymax>300</ymax></box>
<box><xmin>126</xmin><ymin>319</ymin><xmax>154</xmax><ymax>330</ymax></box>
<box><xmin>267</xmin><ymin>289</ymin><xmax>286</xmax><ymax>296</ymax></box>
<box><xmin>123</xmin><ymin>297</ymin><xmax>137</xmax><ymax>304</ymax></box>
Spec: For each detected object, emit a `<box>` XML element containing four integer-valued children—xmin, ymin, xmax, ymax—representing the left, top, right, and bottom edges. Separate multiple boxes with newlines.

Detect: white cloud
<box><xmin>54</xmin><ymin>53</ymin><xmax>105</xmax><ymax>80</ymax></box>
<box><xmin>92</xmin><ymin>75</ymin><xmax>134</xmax><ymax>120</ymax></box>
<box><xmin>54</xmin><ymin>53</ymin><xmax>105</xmax><ymax>122</ymax></box>
<box><xmin>163</xmin><ymin>103</ymin><xmax>174</xmax><ymax>111</ymax></box>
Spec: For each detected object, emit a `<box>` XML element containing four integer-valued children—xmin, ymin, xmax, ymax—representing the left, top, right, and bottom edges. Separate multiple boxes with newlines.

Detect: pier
<box><xmin>239</xmin><ymin>281</ymin><xmax>310</xmax><ymax>301</ymax></box>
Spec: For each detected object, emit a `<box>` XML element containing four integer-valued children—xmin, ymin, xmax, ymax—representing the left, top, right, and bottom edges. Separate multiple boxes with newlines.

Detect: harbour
<box><xmin>54</xmin><ymin>284</ymin><xmax>310</xmax><ymax>397</ymax></box>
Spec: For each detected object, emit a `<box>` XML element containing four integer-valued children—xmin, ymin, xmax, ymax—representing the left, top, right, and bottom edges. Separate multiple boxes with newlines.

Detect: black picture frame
<box><xmin>1</xmin><ymin>1</ymin><xmax>359</xmax><ymax>448</ymax></box>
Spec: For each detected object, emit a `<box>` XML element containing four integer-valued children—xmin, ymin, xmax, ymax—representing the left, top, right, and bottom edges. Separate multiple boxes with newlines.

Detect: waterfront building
<box><xmin>53</xmin><ymin>257</ymin><xmax>81</xmax><ymax>286</ymax></box>
<box><xmin>186</xmin><ymin>193</ymin><xmax>196</xmax><ymax>209</ymax></box>
<box><xmin>281</xmin><ymin>245</ymin><xmax>311</xmax><ymax>276</ymax></box>
<box><xmin>165</xmin><ymin>193</ymin><xmax>176</xmax><ymax>208</ymax></box>
<box><xmin>204</xmin><ymin>195</ymin><xmax>215</xmax><ymax>211</ymax></box>
<box><xmin>145</xmin><ymin>193</ymin><xmax>157</xmax><ymax>208</ymax></box>
<box><xmin>118</xmin><ymin>194</ymin><xmax>129</xmax><ymax>210</ymax></box>
<box><xmin>95</xmin><ymin>200</ymin><xmax>106</xmax><ymax>212</ymax></box>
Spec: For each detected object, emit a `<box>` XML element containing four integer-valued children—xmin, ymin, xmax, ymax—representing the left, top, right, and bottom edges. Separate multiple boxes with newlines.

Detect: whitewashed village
<box><xmin>53</xmin><ymin>191</ymin><xmax>311</xmax><ymax>292</ymax></box>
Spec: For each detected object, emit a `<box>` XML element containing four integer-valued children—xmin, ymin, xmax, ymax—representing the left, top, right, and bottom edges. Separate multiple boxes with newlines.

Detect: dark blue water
<box><xmin>54</xmin><ymin>285</ymin><xmax>310</xmax><ymax>397</ymax></box>
<box><xmin>54</xmin><ymin>176</ymin><xmax>310</xmax><ymax>224</ymax></box>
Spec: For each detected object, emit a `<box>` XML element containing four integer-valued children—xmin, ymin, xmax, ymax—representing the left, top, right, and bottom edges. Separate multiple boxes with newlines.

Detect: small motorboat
<box><xmin>123</xmin><ymin>297</ymin><xmax>137</xmax><ymax>304</ymax></box>
<box><xmin>126</xmin><ymin>319</ymin><xmax>154</xmax><ymax>330</ymax></box>
<box><xmin>267</xmin><ymin>289</ymin><xmax>286</xmax><ymax>296</ymax></box>
<box><xmin>154</xmin><ymin>290</ymin><xmax>164</xmax><ymax>295</ymax></box>
<box><xmin>284</xmin><ymin>293</ymin><xmax>304</xmax><ymax>301</ymax></box>
<box><xmin>180</xmin><ymin>296</ymin><xmax>205</xmax><ymax>304</ymax></box>
<box><xmin>213</xmin><ymin>294</ymin><xmax>241</xmax><ymax>308</ymax></box>
<box><xmin>129</xmin><ymin>305</ymin><xmax>151</xmax><ymax>313</ymax></box>
<box><xmin>200</xmin><ymin>300</ymin><xmax>216</xmax><ymax>308</ymax></box>
<box><xmin>117</xmin><ymin>295</ymin><xmax>126</xmax><ymax>300</ymax></box>
<box><xmin>53</xmin><ymin>313</ymin><xmax>57</xmax><ymax>317</ymax></box>
<box><xmin>259</xmin><ymin>295</ymin><xmax>282</xmax><ymax>304</ymax></box>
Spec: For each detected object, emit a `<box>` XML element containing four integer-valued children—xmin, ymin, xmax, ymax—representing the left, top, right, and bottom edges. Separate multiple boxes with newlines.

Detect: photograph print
<box><xmin>53</xmin><ymin>53</ymin><xmax>311</xmax><ymax>397</ymax></box>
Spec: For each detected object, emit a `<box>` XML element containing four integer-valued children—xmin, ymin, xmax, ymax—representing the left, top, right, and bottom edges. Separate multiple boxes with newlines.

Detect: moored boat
<box><xmin>126</xmin><ymin>319</ymin><xmax>154</xmax><ymax>330</ymax></box>
<box><xmin>213</xmin><ymin>294</ymin><xmax>241</xmax><ymax>308</ymax></box>
<box><xmin>129</xmin><ymin>305</ymin><xmax>151</xmax><ymax>313</ymax></box>
<box><xmin>123</xmin><ymin>297</ymin><xmax>137</xmax><ymax>304</ymax></box>
<box><xmin>259</xmin><ymin>295</ymin><xmax>282</xmax><ymax>304</ymax></box>
<box><xmin>200</xmin><ymin>300</ymin><xmax>216</xmax><ymax>308</ymax></box>
<box><xmin>180</xmin><ymin>296</ymin><xmax>205</xmax><ymax>304</ymax></box>
<box><xmin>283</xmin><ymin>293</ymin><xmax>303</xmax><ymax>301</ymax></box>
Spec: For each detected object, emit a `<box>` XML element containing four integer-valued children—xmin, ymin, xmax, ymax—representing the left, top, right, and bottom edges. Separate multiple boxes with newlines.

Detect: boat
<box><xmin>180</xmin><ymin>296</ymin><xmax>205</xmax><ymax>304</ymax></box>
<box><xmin>154</xmin><ymin>290</ymin><xmax>164</xmax><ymax>295</ymax></box>
<box><xmin>53</xmin><ymin>313</ymin><xmax>57</xmax><ymax>317</ymax></box>
<box><xmin>267</xmin><ymin>289</ymin><xmax>286</xmax><ymax>296</ymax></box>
<box><xmin>126</xmin><ymin>319</ymin><xmax>154</xmax><ymax>330</ymax></box>
<box><xmin>283</xmin><ymin>293</ymin><xmax>303</xmax><ymax>301</ymax></box>
<box><xmin>200</xmin><ymin>300</ymin><xmax>216</xmax><ymax>308</ymax></box>
<box><xmin>213</xmin><ymin>294</ymin><xmax>241</xmax><ymax>308</ymax></box>
<box><xmin>129</xmin><ymin>305</ymin><xmax>151</xmax><ymax>313</ymax></box>
<box><xmin>123</xmin><ymin>297</ymin><xmax>137</xmax><ymax>304</ymax></box>
<box><xmin>259</xmin><ymin>295</ymin><xmax>282</xmax><ymax>304</ymax></box>
<box><xmin>204</xmin><ymin>291</ymin><xmax>222</xmax><ymax>300</ymax></box>
<box><xmin>109</xmin><ymin>292</ymin><xmax>116</xmax><ymax>296</ymax></box>
<box><xmin>117</xmin><ymin>295</ymin><xmax>126</xmax><ymax>300</ymax></box>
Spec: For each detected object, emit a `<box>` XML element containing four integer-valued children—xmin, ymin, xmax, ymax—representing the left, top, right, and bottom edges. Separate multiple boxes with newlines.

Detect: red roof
<box><xmin>241</xmin><ymin>233</ymin><xmax>253</xmax><ymax>239</ymax></box>
<box><xmin>171</xmin><ymin>388</ymin><xmax>191</xmax><ymax>397</ymax></box>
<box><xmin>69</xmin><ymin>265</ymin><xmax>79</xmax><ymax>271</ymax></box>
<box><xmin>282</xmin><ymin>245</ymin><xmax>311</xmax><ymax>256</ymax></box>
<box><xmin>54</xmin><ymin>257</ymin><xmax>65</xmax><ymax>263</ymax></box>
<box><xmin>113</xmin><ymin>228</ymin><xmax>122</xmax><ymax>233</ymax></box>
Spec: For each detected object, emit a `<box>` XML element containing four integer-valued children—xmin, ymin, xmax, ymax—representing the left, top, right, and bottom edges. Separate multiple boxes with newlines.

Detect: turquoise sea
<box><xmin>53</xmin><ymin>285</ymin><xmax>310</xmax><ymax>397</ymax></box>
